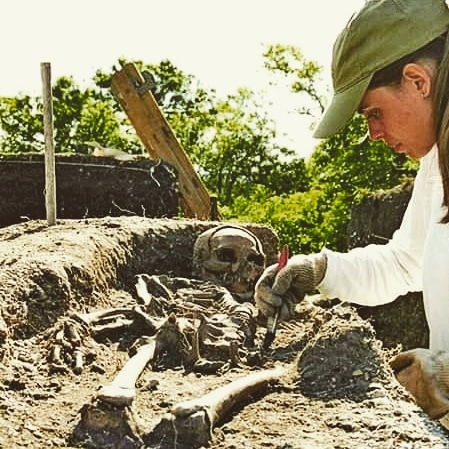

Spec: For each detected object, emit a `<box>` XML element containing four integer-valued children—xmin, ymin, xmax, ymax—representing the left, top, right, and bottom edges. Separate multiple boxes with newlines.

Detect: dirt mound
<box><xmin>297</xmin><ymin>302</ymin><xmax>386</xmax><ymax>400</ymax></box>
<box><xmin>1</xmin><ymin>216</ymin><xmax>449</xmax><ymax>449</ymax></box>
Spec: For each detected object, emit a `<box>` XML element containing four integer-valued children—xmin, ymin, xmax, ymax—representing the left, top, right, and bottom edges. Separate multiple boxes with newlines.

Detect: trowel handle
<box><xmin>267</xmin><ymin>245</ymin><xmax>289</xmax><ymax>332</ymax></box>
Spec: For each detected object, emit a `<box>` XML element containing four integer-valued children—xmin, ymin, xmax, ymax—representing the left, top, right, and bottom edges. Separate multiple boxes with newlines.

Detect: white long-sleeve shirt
<box><xmin>318</xmin><ymin>144</ymin><xmax>449</xmax><ymax>352</ymax></box>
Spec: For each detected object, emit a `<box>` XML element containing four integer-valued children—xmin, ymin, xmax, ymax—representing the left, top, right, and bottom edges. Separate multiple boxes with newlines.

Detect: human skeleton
<box><xmin>46</xmin><ymin>225</ymin><xmax>274</xmax><ymax>448</ymax></box>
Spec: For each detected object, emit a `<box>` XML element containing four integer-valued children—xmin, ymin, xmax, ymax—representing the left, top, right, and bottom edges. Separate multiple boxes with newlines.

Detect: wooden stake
<box><xmin>41</xmin><ymin>62</ymin><xmax>57</xmax><ymax>226</ymax></box>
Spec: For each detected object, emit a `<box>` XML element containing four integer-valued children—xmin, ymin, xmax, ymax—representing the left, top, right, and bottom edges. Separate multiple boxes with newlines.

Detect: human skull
<box><xmin>192</xmin><ymin>225</ymin><xmax>266</xmax><ymax>301</ymax></box>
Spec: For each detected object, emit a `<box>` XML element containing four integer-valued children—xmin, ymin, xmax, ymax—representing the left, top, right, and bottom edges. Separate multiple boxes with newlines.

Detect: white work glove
<box><xmin>390</xmin><ymin>348</ymin><xmax>449</xmax><ymax>419</ymax></box>
<box><xmin>254</xmin><ymin>253</ymin><xmax>327</xmax><ymax>321</ymax></box>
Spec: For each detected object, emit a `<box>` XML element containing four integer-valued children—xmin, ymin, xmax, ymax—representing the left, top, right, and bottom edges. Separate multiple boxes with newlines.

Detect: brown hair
<box><xmin>368</xmin><ymin>34</ymin><xmax>449</xmax><ymax>222</ymax></box>
<box><xmin>433</xmin><ymin>33</ymin><xmax>449</xmax><ymax>222</ymax></box>
<box><xmin>369</xmin><ymin>35</ymin><xmax>446</xmax><ymax>88</ymax></box>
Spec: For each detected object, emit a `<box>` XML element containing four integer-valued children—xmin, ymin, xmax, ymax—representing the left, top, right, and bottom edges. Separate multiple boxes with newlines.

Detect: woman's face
<box><xmin>358</xmin><ymin>63</ymin><xmax>436</xmax><ymax>159</ymax></box>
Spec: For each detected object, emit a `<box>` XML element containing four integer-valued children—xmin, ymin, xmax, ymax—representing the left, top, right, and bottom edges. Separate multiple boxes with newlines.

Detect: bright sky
<box><xmin>1</xmin><ymin>0</ymin><xmax>365</xmax><ymax>157</ymax></box>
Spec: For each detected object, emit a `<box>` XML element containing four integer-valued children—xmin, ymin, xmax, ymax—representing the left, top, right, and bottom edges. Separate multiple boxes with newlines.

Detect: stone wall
<box><xmin>348</xmin><ymin>179</ymin><xmax>429</xmax><ymax>350</ymax></box>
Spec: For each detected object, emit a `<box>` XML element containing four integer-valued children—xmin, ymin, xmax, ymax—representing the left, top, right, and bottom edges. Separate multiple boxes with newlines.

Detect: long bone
<box><xmin>76</xmin><ymin>307</ymin><xmax>137</xmax><ymax>336</ymax></box>
<box><xmin>147</xmin><ymin>366</ymin><xmax>286</xmax><ymax>448</ymax></box>
<box><xmin>76</xmin><ymin>306</ymin><xmax>160</xmax><ymax>339</ymax></box>
<box><xmin>96</xmin><ymin>313</ymin><xmax>191</xmax><ymax>407</ymax></box>
<box><xmin>96</xmin><ymin>338</ymin><xmax>156</xmax><ymax>407</ymax></box>
<box><xmin>47</xmin><ymin>306</ymin><xmax>161</xmax><ymax>374</ymax></box>
<box><xmin>76</xmin><ymin>307</ymin><xmax>136</xmax><ymax>325</ymax></box>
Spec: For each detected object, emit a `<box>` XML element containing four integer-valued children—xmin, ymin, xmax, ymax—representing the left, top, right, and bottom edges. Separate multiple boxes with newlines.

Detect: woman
<box><xmin>255</xmin><ymin>0</ymin><xmax>449</xmax><ymax>422</ymax></box>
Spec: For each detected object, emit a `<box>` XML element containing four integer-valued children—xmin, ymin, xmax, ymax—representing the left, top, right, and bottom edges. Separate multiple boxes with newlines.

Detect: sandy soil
<box><xmin>1</xmin><ymin>216</ymin><xmax>449</xmax><ymax>449</ymax></box>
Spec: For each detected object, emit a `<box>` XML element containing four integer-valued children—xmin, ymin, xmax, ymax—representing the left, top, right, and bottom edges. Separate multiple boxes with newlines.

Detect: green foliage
<box><xmin>52</xmin><ymin>76</ymin><xmax>89</xmax><ymax>151</ymax></box>
<box><xmin>224</xmin><ymin>187</ymin><xmax>329</xmax><ymax>253</ymax></box>
<box><xmin>223</xmin><ymin>46</ymin><xmax>418</xmax><ymax>254</ymax></box>
<box><xmin>263</xmin><ymin>44</ymin><xmax>326</xmax><ymax>116</ymax></box>
<box><xmin>0</xmin><ymin>48</ymin><xmax>420</xmax><ymax>257</ymax></box>
<box><xmin>175</xmin><ymin>87</ymin><xmax>309</xmax><ymax>205</ymax></box>
<box><xmin>0</xmin><ymin>75</ymin><xmax>139</xmax><ymax>155</ymax></box>
<box><xmin>308</xmin><ymin>115</ymin><xmax>416</xmax><ymax>193</ymax></box>
<box><xmin>0</xmin><ymin>95</ymin><xmax>43</xmax><ymax>152</ymax></box>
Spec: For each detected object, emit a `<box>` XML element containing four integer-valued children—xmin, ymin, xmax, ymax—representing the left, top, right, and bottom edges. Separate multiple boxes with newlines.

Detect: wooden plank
<box><xmin>111</xmin><ymin>63</ymin><xmax>212</xmax><ymax>220</ymax></box>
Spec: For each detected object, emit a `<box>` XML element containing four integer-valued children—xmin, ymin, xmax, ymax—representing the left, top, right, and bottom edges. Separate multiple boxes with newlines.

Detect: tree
<box><xmin>263</xmin><ymin>44</ymin><xmax>326</xmax><ymax>117</ymax></box>
<box><xmin>0</xmin><ymin>94</ymin><xmax>43</xmax><ymax>153</ymax></box>
<box><xmin>99</xmin><ymin>60</ymin><xmax>310</xmax><ymax>205</ymax></box>
<box><xmin>0</xmin><ymin>75</ymin><xmax>139</xmax><ymax>155</ymax></box>
<box><xmin>226</xmin><ymin>44</ymin><xmax>419</xmax><ymax>253</ymax></box>
<box><xmin>176</xmin><ymin>87</ymin><xmax>309</xmax><ymax>205</ymax></box>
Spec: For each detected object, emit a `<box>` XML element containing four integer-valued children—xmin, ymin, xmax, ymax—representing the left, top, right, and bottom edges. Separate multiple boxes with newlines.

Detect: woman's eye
<box><xmin>366</xmin><ymin>109</ymin><xmax>381</xmax><ymax>120</ymax></box>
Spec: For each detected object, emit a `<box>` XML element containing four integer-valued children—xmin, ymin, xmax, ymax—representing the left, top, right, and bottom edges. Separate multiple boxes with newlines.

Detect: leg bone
<box><xmin>75</xmin><ymin>307</ymin><xmax>135</xmax><ymax>326</ymax></box>
<box><xmin>96</xmin><ymin>313</ymin><xmax>190</xmax><ymax>407</ymax></box>
<box><xmin>148</xmin><ymin>366</ymin><xmax>286</xmax><ymax>448</ymax></box>
<box><xmin>96</xmin><ymin>339</ymin><xmax>156</xmax><ymax>407</ymax></box>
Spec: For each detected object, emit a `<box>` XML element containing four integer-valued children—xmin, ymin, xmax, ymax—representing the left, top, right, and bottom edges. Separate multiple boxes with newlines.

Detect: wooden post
<box><xmin>111</xmin><ymin>63</ymin><xmax>214</xmax><ymax>220</ymax></box>
<box><xmin>41</xmin><ymin>62</ymin><xmax>57</xmax><ymax>226</ymax></box>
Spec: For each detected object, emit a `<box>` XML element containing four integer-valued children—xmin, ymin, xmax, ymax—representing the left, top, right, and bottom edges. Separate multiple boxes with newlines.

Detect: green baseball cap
<box><xmin>313</xmin><ymin>0</ymin><xmax>449</xmax><ymax>139</ymax></box>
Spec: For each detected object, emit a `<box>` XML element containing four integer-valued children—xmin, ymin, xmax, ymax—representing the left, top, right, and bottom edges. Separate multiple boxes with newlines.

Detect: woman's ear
<box><xmin>402</xmin><ymin>62</ymin><xmax>433</xmax><ymax>98</ymax></box>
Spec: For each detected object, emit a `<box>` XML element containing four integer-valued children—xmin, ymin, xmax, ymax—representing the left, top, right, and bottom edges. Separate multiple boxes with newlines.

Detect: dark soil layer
<box><xmin>0</xmin><ymin>154</ymin><xmax>179</xmax><ymax>227</ymax></box>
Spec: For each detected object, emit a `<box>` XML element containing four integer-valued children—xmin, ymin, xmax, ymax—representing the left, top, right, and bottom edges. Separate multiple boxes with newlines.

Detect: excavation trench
<box><xmin>1</xmin><ymin>216</ymin><xmax>449</xmax><ymax>449</ymax></box>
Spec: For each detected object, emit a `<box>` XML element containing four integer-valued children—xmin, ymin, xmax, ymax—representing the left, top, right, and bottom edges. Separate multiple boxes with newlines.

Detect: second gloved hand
<box><xmin>390</xmin><ymin>348</ymin><xmax>449</xmax><ymax>419</ymax></box>
<box><xmin>254</xmin><ymin>252</ymin><xmax>327</xmax><ymax>321</ymax></box>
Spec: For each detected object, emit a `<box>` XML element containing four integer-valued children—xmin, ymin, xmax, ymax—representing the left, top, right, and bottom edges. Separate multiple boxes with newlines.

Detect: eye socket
<box><xmin>248</xmin><ymin>254</ymin><xmax>265</xmax><ymax>266</ymax></box>
<box><xmin>365</xmin><ymin>108</ymin><xmax>381</xmax><ymax>121</ymax></box>
<box><xmin>216</xmin><ymin>248</ymin><xmax>237</xmax><ymax>263</ymax></box>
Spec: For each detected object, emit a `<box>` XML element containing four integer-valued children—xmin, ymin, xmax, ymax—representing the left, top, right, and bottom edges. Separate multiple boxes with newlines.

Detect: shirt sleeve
<box><xmin>317</xmin><ymin>147</ymin><xmax>435</xmax><ymax>306</ymax></box>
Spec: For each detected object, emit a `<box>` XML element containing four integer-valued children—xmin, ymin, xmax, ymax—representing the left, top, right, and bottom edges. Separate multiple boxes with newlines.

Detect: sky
<box><xmin>1</xmin><ymin>0</ymin><xmax>365</xmax><ymax>157</ymax></box>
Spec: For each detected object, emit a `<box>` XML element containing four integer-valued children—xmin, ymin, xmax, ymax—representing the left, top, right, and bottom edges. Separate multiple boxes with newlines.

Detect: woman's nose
<box><xmin>367</xmin><ymin>123</ymin><xmax>384</xmax><ymax>141</ymax></box>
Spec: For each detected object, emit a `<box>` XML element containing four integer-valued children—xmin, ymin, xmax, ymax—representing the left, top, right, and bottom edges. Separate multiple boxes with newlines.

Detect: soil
<box><xmin>1</xmin><ymin>216</ymin><xmax>449</xmax><ymax>449</ymax></box>
<box><xmin>0</xmin><ymin>155</ymin><xmax>179</xmax><ymax>228</ymax></box>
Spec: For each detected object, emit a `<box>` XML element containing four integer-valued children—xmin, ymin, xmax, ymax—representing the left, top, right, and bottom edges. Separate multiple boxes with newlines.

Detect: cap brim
<box><xmin>313</xmin><ymin>76</ymin><xmax>371</xmax><ymax>139</ymax></box>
